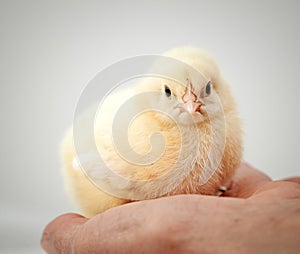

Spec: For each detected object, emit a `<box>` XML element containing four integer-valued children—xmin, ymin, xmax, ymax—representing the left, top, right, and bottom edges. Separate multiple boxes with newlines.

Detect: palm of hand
<box><xmin>41</xmin><ymin>163</ymin><xmax>300</xmax><ymax>254</ymax></box>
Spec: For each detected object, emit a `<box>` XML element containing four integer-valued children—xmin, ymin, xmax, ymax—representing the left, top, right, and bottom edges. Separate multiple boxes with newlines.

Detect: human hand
<box><xmin>41</xmin><ymin>163</ymin><xmax>300</xmax><ymax>253</ymax></box>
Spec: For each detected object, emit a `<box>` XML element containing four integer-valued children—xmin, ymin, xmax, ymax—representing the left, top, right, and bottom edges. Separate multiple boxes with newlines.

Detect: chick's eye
<box><xmin>205</xmin><ymin>82</ymin><xmax>211</xmax><ymax>95</ymax></box>
<box><xmin>164</xmin><ymin>85</ymin><xmax>172</xmax><ymax>97</ymax></box>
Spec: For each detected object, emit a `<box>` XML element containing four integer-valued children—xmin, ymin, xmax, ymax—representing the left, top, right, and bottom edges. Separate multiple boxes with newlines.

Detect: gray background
<box><xmin>0</xmin><ymin>0</ymin><xmax>299</xmax><ymax>253</ymax></box>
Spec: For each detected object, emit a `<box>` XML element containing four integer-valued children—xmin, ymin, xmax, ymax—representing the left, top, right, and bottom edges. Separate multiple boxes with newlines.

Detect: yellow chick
<box><xmin>62</xmin><ymin>47</ymin><xmax>243</xmax><ymax>218</ymax></box>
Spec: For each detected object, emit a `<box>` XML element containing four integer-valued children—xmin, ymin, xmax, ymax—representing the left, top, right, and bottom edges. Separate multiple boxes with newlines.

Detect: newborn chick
<box><xmin>62</xmin><ymin>47</ymin><xmax>243</xmax><ymax>217</ymax></box>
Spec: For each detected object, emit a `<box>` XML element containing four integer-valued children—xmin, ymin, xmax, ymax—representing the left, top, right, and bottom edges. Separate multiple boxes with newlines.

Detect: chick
<box><xmin>62</xmin><ymin>47</ymin><xmax>243</xmax><ymax>218</ymax></box>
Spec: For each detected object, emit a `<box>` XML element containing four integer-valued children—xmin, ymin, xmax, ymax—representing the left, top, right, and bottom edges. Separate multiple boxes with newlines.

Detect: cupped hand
<box><xmin>41</xmin><ymin>163</ymin><xmax>300</xmax><ymax>253</ymax></box>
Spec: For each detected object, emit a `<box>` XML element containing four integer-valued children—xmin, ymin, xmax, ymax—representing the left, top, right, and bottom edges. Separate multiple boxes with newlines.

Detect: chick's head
<box><xmin>138</xmin><ymin>47</ymin><xmax>230</xmax><ymax>127</ymax></box>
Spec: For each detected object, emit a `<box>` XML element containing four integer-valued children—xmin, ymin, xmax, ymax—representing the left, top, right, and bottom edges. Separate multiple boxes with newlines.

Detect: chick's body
<box><xmin>62</xmin><ymin>47</ymin><xmax>243</xmax><ymax>217</ymax></box>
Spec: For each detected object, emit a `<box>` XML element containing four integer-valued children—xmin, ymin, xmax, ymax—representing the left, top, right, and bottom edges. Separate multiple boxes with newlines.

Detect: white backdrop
<box><xmin>0</xmin><ymin>0</ymin><xmax>299</xmax><ymax>253</ymax></box>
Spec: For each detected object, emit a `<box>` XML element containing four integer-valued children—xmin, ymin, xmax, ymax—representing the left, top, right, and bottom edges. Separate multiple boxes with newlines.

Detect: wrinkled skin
<box><xmin>41</xmin><ymin>163</ymin><xmax>300</xmax><ymax>253</ymax></box>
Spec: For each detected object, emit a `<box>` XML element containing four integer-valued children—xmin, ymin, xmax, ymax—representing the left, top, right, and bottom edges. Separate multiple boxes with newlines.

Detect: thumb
<box><xmin>41</xmin><ymin>213</ymin><xmax>87</xmax><ymax>254</ymax></box>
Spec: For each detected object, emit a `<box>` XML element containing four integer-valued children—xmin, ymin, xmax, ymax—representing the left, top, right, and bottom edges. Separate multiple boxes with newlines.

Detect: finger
<box><xmin>250</xmin><ymin>180</ymin><xmax>300</xmax><ymax>200</ymax></box>
<box><xmin>282</xmin><ymin>177</ymin><xmax>300</xmax><ymax>184</ymax></box>
<box><xmin>223</xmin><ymin>162</ymin><xmax>271</xmax><ymax>198</ymax></box>
<box><xmin>41</xmin><ymin>213</ymin><xmax>87</xmax><ymax>254</ymax></box>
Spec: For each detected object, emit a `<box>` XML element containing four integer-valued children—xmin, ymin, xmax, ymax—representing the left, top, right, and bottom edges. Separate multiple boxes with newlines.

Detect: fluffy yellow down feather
<box><xmin>61</xmin><ymin>47</ymin><xmax>243</xmax><ymax>218</ymax></box>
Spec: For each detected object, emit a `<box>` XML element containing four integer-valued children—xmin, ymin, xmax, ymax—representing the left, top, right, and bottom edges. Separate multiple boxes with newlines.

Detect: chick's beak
<box><xmin>185</xmin><ymin>100</ymin><xmax>202</xmax><ymax>114</ymax></box>
<box><xmin>182</xmin><ymin>85</ymin><xmax>202</xmax><ymax>114</ymax></box>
